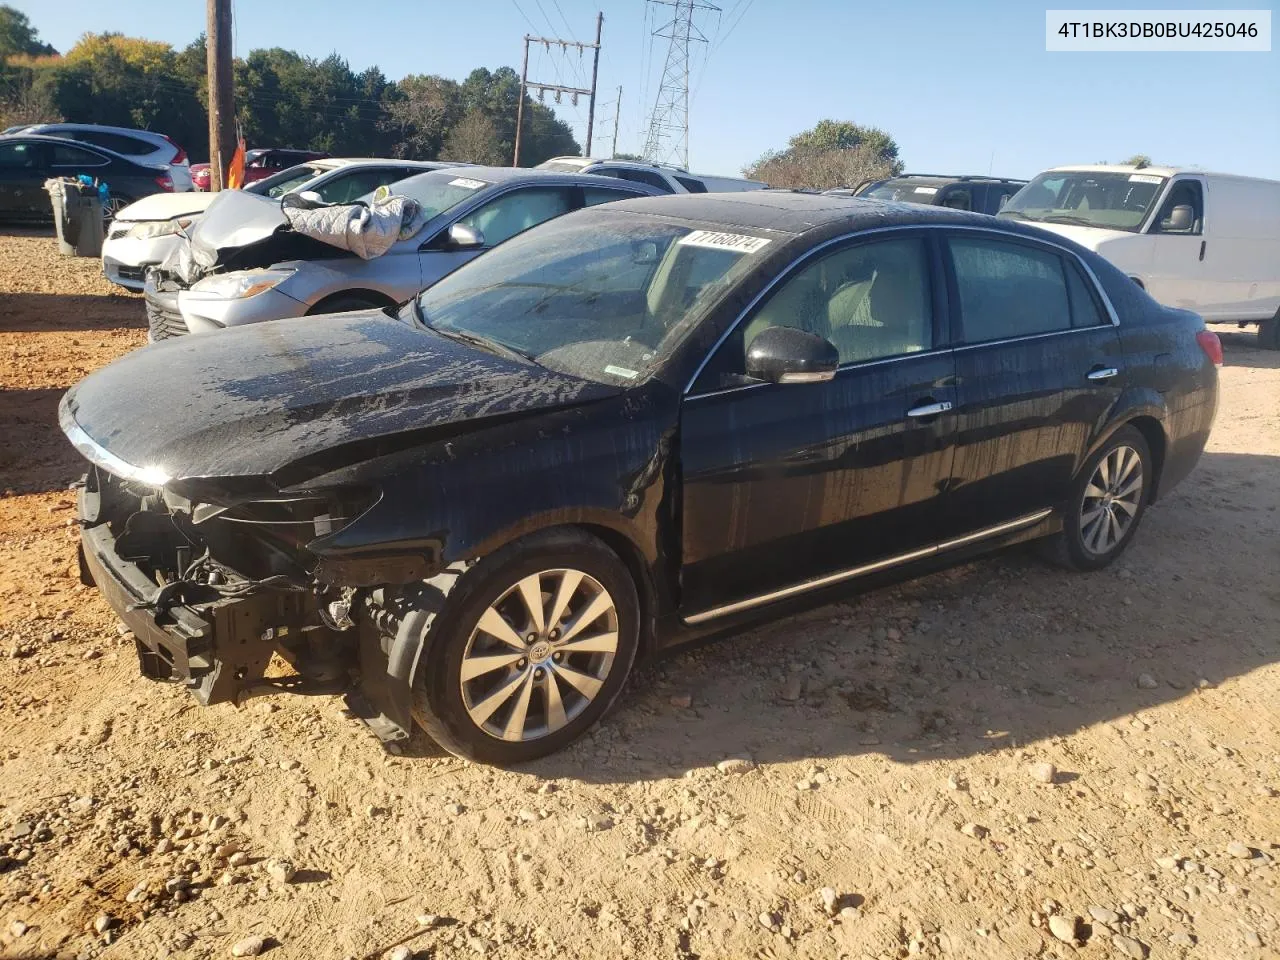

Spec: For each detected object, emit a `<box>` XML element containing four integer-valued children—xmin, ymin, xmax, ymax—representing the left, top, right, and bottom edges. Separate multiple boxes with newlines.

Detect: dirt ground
<box><xmin>0</xmin><ymin>229</ymin><xmax>1276</xmax><ymax>960</ymax></box>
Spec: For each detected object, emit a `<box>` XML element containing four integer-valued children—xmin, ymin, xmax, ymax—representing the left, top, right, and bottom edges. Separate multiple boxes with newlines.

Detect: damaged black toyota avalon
<box><xmin>61</xmin><ymin>192</ymin><xmax>1219</xmax><ymax>765</ymax></box>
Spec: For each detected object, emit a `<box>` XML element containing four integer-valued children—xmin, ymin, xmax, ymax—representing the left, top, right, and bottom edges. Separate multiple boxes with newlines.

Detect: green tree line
<box><xmin>0</xmin><ymin>8</ymin><xmax>579</xmax><ymax>165</ymax></box>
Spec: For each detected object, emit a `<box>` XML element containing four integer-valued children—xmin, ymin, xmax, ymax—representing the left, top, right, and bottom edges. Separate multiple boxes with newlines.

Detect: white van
<box><xmin>1000</xmin><ymin>165</ymin><xmax>1280</xmax><ymax>348</ymax></box>
<box><xmin>537</xmin><ymin>156</ymin><xmax>766</xmax><ymax>195</ymax></box>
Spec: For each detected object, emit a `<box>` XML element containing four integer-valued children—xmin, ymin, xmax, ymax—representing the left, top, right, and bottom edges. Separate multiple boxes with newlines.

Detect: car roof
<box><xmin>599</xmin><ymin>190</ymin><xmax>1047</xmax><ymax>235</ymax></box>
<box><xmin>18</xmin><ymin>122</ymin><xmax>168</xmax><ymax>141</ymax></box>
<box><xmin>392</xmin><ymin>165</ymin><xmax>665</xmax><ymax>192</ymax></box>
<box><xmin>870</xmin><ymin>174</ymin><xmax>1029</xmax><ymax>187</ymax></box>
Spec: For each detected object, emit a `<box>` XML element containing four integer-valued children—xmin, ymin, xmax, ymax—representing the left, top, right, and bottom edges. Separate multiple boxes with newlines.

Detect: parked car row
<box><xmin>61</xmin><ymin>172</ymin><xmax>1224</xmax><ymax>763</ymax></box>
<box><xmin>104</xmin><ymin>159</ymin><xmax>457</xmax><ymax>291</ymax></box>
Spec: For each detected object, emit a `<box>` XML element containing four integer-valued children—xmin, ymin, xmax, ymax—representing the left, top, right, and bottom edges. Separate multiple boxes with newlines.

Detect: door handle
<box><xmin>1086</xmin><ymin>367</ymin><xmax>1119</xmax><ymax>381</ymax></box>
<box><xmin>1198</xmin><ymin>240</ymin><xmax>1206</xmax><ymax>262</ymax></box>
<box><xmin>906</xmin><ymin>400</ymin><xmax>952</xmax><ymax>418</ymax></box>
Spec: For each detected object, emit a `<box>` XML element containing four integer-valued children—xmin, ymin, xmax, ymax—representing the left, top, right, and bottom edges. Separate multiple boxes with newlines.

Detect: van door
<box><xmin>1143</xmin><ymin>176</ymin><xmax>1215</xmax><ymax>315</ymax></box>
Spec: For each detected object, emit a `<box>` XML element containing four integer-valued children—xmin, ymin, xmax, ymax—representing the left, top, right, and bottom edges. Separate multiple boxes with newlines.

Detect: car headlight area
<box><xmin>188</xmin><ymin>267</ymin><xmax>298</xmax><ymax>301</ymax></box>
<box><xmin>122</xmin><ymin>217</ymin><xmax>194</xmax><ymax>241</ymax></box>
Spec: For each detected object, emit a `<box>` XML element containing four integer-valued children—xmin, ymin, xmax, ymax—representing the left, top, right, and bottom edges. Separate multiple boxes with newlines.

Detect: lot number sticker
<box><xmin>678</xmin><ymin>230</ymin><xmax>772</xmax><ymax>254</ymax></box>
<box><xmin>449</xmin><ymin>177</ymin><xmax>489</xmax><ymax>190</ymax></box>
<box><xmin>1129</xmin><ymin>174</ymin><xmax>1163</xmax><ymax>184</ymax></box>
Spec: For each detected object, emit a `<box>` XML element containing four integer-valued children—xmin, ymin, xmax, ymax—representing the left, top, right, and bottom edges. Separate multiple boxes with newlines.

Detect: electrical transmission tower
<box><xmin>642</xmin><ymin>0</ymin><xmax>719</xmax><ymax>168</ymax></box>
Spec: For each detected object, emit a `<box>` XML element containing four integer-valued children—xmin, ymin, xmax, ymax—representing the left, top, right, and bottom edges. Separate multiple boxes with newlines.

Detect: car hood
<box><xmin>60</xmin><ymin>310</ymin><xmax>620</xmax><ymax>486</ymax></box>
<box><xmin>116</xmin><ymin>192</ymin><xmax>218</xmax><ymax>223</ymax></box>
<box><xmin>1016</xmin><ymin>220</ymin><xmax>1135</xmax><ymax>250</ymax></box>
<box><xmin>187</xmin><ymin>189</ymin><xmax>289</xmax><ymax>265</ymax></box>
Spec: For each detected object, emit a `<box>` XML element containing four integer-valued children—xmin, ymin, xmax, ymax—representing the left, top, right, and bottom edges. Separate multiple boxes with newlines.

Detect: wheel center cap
<box><xmin>528</xmin><ymin>641</ymin><xmax>552</xmax><ymax>664</ymax></box>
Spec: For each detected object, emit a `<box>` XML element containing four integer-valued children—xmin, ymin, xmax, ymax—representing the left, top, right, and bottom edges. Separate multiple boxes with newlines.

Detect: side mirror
<box><xmin>296</xmin><ymin>190</ymin><xmax>324</xmax><ymax>205</ymax></box>
<box><xmin>448</xmin><ymin>222</ymin><xmax>485</xmax><ymax>249</ymax></box>
<box><xmin>746</xmin><ymin>326</ymin><xmax>839</xmax><ymax>384</ymax></box>
<box><xmin>1163</xmin><ymin>203</ymin><xmax>1194</xmax><ymax>232</ymax></box>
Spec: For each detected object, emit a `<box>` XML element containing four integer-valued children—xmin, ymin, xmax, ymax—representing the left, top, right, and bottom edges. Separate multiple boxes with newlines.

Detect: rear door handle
<box><xmin>1199</xmin><ymin>240</ymin><xmax>1206</xmax><ymax>262</ymax></box>
<box><xmin>906</xmin><ymin>400</ymin><xmax>953</xmax><ymax>418</ymax></box>
<box><xmin>1087</xmin><ymin>367</ymin><xmax>1119</xmax><ymax>381</ymax></box>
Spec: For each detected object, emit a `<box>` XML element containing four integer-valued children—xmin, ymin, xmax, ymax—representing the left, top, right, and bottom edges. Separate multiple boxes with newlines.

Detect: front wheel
<box><xmin>1042</xmin><ymin>425</ymin><xmax>1152</xmax><ymax>571</ymax></box>
<box><xmin>410</xmin><ymin>529</ymin><xmax>640</xmax><ymax>765</ymax></box>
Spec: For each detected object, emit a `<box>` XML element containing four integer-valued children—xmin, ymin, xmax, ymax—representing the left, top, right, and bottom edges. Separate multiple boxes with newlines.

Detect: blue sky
<box><xmin>14</xmin><ymin>0</ymin><xmax>1279</xmax><ymax>180</ymax></box>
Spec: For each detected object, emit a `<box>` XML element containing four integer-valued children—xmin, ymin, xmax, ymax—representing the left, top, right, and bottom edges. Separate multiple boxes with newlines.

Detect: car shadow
<box><xmin>1216</xmin><ymin>328</ymin><xmax>1277</xmax><ymax>368</ymax></box>
<box><xmin>0</xmin><ymin>388</ymin><xmax>80</xmax><ymax>495</ymax></box>
<box><xmin>517</xmin><ymin>449</ymin><xmax>1278</xmax><ymax>783</ymax></box>
<box><xmin>0</xmin><ymin>292</ymin><xmax>143</xmax><ymax>335</ymax></box>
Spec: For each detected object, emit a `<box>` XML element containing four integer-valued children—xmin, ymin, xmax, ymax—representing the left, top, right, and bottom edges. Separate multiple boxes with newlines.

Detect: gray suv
<box><xmin>828</xmin><ymin>174</ymin><xmax>1028</xmax><ymax>215</ymax></box>
<box><xmin>145</xmin><ymin>167</ymin><xmax>659</xmax><ymax>338</ymax></box>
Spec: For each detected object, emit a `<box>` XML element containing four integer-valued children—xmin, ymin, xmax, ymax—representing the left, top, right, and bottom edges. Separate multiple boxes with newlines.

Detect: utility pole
<box><xmin>643</xmin><ymin>0</ymin><xmax>718</xmax><ymax>168</ymax></box>
<box><xmin>511</xmin><ymin>16</ymin><xmax>603</xmax><ymax>167</ymax></box>
<box><xmin>513</xmin><ymin>40</ymin><xmax>529</xmax><ymax>168</ymax></box>
<box><xmin>611</xmin><ymin>85</ymin><xmax>622</xmax><ymax>158</ymax></box>
<box><xmin>584</xmin><ymin>12</ymin><xmax>604</xmax><ymax>156</ymax></box>
<box><xmin>205</xmin><ymin>0</ymin><xmax>235</xmax><ymax>191</ymax></box>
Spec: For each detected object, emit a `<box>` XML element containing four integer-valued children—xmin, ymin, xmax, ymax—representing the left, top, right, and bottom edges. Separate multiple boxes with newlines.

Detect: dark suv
<box><xmin>828</xmin><ymin>174</ymin><xmax>1028</xmax><ymax>216</ymax></box>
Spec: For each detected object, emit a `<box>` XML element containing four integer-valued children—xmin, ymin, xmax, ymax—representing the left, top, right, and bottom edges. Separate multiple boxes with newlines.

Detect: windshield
<box><xmin>1000</xmin><ymin>171</ymin><xmax>1166</xmax><ymax>231</ymax></box>
<box><xmin>246</xmin><ymin>163</ymin><xmax>326</xmax><ymax>197</ymax></box>
<box><xmin>410</xmin><ymin>210</ymin><xmax>777</xmax><ymax>385</ymax></box>
<box><xmin>863</xmin><ymin>180</ymin><xmax>946</xmax><ymax>204</ymax></box>
<box><xmin>369</xmin><ymin>170</ymin><xmax>492</xmax><ymax>218</ymax></box>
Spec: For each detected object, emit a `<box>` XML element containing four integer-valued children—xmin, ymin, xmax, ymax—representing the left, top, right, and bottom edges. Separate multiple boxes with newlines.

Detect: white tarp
<box><xmin>279</xmin><ymin>191</ymin><xmax>431</xmax><ymax>260</ymax></box>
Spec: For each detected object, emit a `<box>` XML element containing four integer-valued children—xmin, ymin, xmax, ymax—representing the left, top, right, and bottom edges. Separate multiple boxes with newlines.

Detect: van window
<box><xmin>949</xmin><ymin>236</ymin><xmax>1072</xmax><ymax>342</ymax></box>
<box><xmin>673</xmin><ymin>175</ymin><xmax>708</xmax><ymax>193</ymax></box>
<box><xmin>1151</xmin><ymin>179</ymin><xmax>1203</xmax><ymax>235</ymax></box>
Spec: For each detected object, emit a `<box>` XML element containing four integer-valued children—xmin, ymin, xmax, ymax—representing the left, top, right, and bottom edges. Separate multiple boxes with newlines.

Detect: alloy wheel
<box><xmin>459</xmin><ymin>568</ymin><xmax>619</xmax><ymax>742</ymax></box>
<box><xmin>1080</xmin><ymin>444</ymin><xmax>1144</xmax><ymax>555</ymax></box>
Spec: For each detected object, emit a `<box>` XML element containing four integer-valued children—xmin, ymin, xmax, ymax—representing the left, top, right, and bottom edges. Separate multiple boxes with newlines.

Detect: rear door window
<box><xmin>582</xmin><ymin>186</ymin><xmax>642</xmax><ymax>207</ymax></box>
<box><xmin>947</xmin><ymin>235</ymin><xmax>1072</xmax><ymax>342</ymax></box>
<box><xmin>50</xmin><ymin>144</ymin><xmax>108</xmax><ymax>167</ymax></box>
<box><xmin>75</xmin><ymin>131</ymin><xmax>150</xmax><ymax>155</ymax></box>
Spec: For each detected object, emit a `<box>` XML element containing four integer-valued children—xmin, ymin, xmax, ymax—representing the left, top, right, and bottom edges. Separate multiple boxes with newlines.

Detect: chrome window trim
<box><xmin>682</xmin><ymin>222</ymin><xmax>1120</xmax><ymax>396</ymax></box>
<box><xmin>682</xmin><ymin>508</ymin><xmax>1052</xmax><ymax>625</ymax></box>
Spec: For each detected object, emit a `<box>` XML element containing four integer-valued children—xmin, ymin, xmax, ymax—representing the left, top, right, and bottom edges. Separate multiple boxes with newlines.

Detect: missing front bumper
<box><xmin>77</xmin><ymin>482</ymin><xmax>312</xmax><ymax>706</ymax></box>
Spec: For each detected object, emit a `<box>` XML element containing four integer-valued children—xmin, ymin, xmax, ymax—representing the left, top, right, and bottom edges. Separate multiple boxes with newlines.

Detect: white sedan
<box><xmin>102</xmin><ymin>159</ymin><xmax>454</xmax><ymax>291</ymax></box>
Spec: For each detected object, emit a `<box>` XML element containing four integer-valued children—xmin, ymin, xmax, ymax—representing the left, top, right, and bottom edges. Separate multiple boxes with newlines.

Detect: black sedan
<box><xmin>59</xmin><ymin>193</ymin><xmax>1220</xmax><ymax>764</ymax></box>
<box><xmin>0</xmin><ymin>134</ymin><xmax>177</xmax><ymax>220</ymax></box>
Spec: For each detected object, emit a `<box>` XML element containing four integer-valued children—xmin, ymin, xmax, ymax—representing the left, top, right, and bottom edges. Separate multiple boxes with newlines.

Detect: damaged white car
<box><xmin>143</xmin><ymin>167</ymin><xmax>659</xmax><ymax>339</ymax></box>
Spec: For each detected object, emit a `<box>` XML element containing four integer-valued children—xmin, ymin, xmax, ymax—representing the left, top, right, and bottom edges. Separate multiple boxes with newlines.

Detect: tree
<box><xmin>1122</xmin><ymin>153</ymin><xmax>1152</xmax><ymax>169</ymax></box>
<box><xmin>745</xmin><ymin>119</ymin><xmax>902</xmax><ymax>191</ymax></box>
<box><xmin>613</xmin><ymin>151</ymin><xmax>643</xmax><ymax>161</ymax></box>
<box><xmin>0</xmin><ymin>5</ymin><xmax>56</xmax><ymax>62</ymax></box>
<box><xmin>443</xmin><ymin>109</ymin><xmax>504</xmax><ymax>164</ymax></box>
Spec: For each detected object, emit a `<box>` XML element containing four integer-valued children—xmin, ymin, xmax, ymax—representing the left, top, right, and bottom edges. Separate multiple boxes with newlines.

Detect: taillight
<box><xmin>162</xmin><ymin>135</ymin><xmax>188</xmax><ymax>165</ymax></box>
<box><xmin>1196</xmin><ymin>330</ymin><xmax>1223</xmax><ymax>366</ymax></box>
<box><xmin>154</xmin><ymin>172</ymin><xmax>174</xmax><ymax>192</ymax></box>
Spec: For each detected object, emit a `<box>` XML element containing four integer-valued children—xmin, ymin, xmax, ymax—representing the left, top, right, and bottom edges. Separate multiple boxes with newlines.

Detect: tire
<box><xmin>409</xmin><ymin>529</ymin><xmax>640</xmax><ymax>765</ymax></box>
<box><xmin>104</xmin><ymin>195</ymin><xmax>134</xmax><ymax>223</ymax></box>
<box><xmin>1259</xmin><ymin>317</ymin><xmax>1280</xmax><ymax>351</ymax></box>
<box><xmin>1041</xmin><ymin>425</ymin><xmax>1153</xmax><ymax>572</ymax></box>
<box><xmin>307</xmin><ymin>294</ymin><xmax>386</xmax><ymax>316</ymax></box>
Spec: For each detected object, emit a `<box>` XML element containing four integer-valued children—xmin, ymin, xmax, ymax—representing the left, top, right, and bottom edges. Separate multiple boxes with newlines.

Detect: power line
<box><xmin>642</xmin><ymin>0</ymin><xmax>719</xmax><ymax>167</ymax></box>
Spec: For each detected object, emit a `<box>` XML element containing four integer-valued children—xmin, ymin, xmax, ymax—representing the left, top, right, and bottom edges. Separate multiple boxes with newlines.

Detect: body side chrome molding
<box><xmin>682</xmin><ymin>222</ymin><xmax>1121</xmax><ymax>395</ymax></box>
<box><xmin>682</xmin><ymin>507</ymin><xmax>1053</xmax><ymax>625</ymax></box>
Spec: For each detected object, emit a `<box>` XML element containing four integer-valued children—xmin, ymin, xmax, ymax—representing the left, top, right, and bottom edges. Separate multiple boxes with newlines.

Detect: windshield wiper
<box><xmin>998</xmin><ymin>210</ymin><xmax>1029</xmax><ymax>221</ymax></box>
<box><xmin>427</xmin><ymin>324</ymin><xmax>539</xmax><ymax>366</ymax></box>
<box><xmin>1040</xmin><ymin>215</ymin><xmax>1100</xmax><ymax>228</ymax></box>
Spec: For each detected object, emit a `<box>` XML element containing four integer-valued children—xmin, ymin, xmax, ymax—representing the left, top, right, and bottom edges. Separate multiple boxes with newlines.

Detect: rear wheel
<box><xmin>1042</xmin><ymin>425</ymin><xmax>1152</xmax><ymax>571</ymax></box>
<box><xmin>1259</xmin><ymin>317</ymin><xmax>1280</xmax><ymax>350</ymax></box>
<box><xmin>410</xmin><ymin>529</ymin><xmax>640</xmax><ymax>765</ymax></box>
<box><xmin>104</xmin><ymin>194</ymin><xmax>133</xmax><ymax>222</ymax></box>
